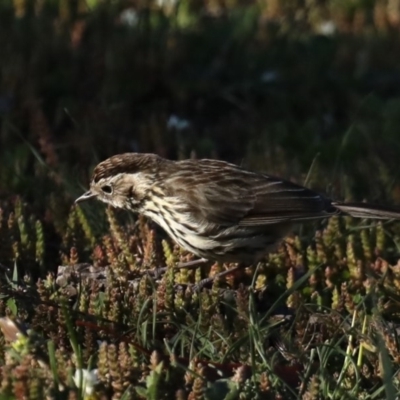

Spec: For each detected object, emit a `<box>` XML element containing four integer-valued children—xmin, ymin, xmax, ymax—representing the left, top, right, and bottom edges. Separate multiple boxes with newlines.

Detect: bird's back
<box><xmin>147</xmin><ymin>158</ymin><xmax>335</xmax><ymax>262</ymax></box>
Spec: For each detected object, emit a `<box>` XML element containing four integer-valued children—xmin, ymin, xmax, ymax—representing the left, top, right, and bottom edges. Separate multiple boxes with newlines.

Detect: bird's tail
<box><xmin>332</xmin><ymin>202</ymin><xmax>400</xmax><ymax>220</ymax></box>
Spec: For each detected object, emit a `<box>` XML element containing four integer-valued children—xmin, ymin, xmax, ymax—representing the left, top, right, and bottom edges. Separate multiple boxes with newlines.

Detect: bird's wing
<box><xmin>168</xmin><ymin>160</ymin><xmax>336</xmax><ymax>227</ymax></box>
<box><xmin>237</xmin><ymin>176</ymin><xmax>336</xmax><ymax>226</ymax></box>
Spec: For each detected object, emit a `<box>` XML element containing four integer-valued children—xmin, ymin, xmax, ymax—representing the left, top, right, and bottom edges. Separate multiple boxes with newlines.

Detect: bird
<box><xmin>75</xmin><ymin>153</ymin><xmax>400</xmax><ymax>288</ymax></box>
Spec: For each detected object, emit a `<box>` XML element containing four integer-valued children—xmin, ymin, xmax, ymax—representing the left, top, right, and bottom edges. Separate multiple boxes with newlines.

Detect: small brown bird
<box><xmin>76</xmin><ymin>153</ymin><xmax>400</xmax><ymax>285</ymax></box>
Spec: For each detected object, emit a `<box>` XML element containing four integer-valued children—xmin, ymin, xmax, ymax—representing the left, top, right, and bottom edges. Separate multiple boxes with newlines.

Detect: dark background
<box><xmin>2</xmin><ymin>0</ymin><xmax>400</xmax><ymax>262</ymax></box>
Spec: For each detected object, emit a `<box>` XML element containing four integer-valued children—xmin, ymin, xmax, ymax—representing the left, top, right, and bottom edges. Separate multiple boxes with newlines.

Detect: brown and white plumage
<box><xmin>76</xmin><ymin>153</ymin><xmax>400</xmax><ymax>264</ymax></box>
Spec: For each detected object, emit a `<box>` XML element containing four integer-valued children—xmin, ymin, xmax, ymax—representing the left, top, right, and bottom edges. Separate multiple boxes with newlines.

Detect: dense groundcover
<box><xmin>2</xmin><ymin>1</ymin><xmax>400</xmax><ymax>399</ymax></box>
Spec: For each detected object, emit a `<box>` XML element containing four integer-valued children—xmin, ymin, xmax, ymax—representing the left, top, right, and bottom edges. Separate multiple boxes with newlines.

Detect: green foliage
<box><xmin>2</xmin><ymin>0</ymin><xmax>400</xmax><ymax>399</ymax></box>
<box><xmin>135</xmin><ymin>361</ymin><xmax>164</xmax><ymax>399</ymax></box>
<box><xmin>0</xmin><ymin>206</ymin><xmax>399</xmax><ymax>398</ymax></box>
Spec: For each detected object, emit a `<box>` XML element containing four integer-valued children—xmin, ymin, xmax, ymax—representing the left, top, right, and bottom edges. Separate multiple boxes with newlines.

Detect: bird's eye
<box><xmin>101</xmin><ymin>185</ymin><xmax>113</xmax><ymax>194</ymax></box>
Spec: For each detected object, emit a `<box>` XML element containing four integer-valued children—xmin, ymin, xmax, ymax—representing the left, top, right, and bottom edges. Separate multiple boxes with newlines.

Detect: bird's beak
<box><xmin>75</xmin><ymin>190</ymin><xmax>96</xmax><ymax>204</ymax></box>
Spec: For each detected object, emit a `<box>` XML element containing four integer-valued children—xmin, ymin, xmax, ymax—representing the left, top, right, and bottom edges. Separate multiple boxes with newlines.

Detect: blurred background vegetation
<box><xmin>3</xmin><ymin>0</ymin><xmax>400</xmax><ymax>206</ymax></box>
<box><xmin>3</xmin><ymin>0</ymin><xmax>400</xmax><ymax>281</ymax></box>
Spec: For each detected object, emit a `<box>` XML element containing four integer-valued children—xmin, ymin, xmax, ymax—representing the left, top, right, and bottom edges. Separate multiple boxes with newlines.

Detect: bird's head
<box><xmin>75</xmin><ymin>153</ymin><xmax>165</xmax><ymax>211</ymax></box>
